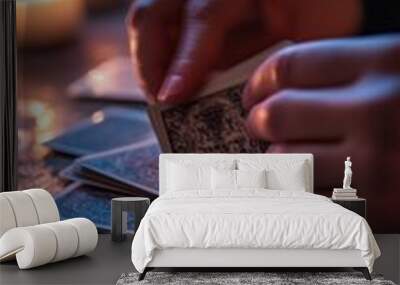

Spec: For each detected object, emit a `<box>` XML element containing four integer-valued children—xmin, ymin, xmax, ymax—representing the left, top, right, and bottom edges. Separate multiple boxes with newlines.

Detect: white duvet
<box><xmin>131</xmin><ymin>190</ymin><xmax>380</xmax><ymax>273</ymax></box>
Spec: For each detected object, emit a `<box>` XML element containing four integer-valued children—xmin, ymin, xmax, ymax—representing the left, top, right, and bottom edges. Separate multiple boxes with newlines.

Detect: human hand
<box><xmin>243</xmin><ymin>35</ymin><xmax>400</xmax><ymax>232</ymax></box>
<box><xmin>127</xmin><ymin>0</ymin><xmax>361</xmax><ymax>104</ymax></box>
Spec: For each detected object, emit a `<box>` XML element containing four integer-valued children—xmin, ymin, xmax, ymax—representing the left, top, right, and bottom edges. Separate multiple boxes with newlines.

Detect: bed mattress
<box><xmin>131</xmin><ymin>190</ymin><xmax>380</xmax><ymax>273</ymax></box>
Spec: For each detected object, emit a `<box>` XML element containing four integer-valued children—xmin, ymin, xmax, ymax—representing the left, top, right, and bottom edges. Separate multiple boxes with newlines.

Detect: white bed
<box><xmin>131</xmin><ymin>154</ymin><xmax>380</xmax><ymax>280</ymax></box>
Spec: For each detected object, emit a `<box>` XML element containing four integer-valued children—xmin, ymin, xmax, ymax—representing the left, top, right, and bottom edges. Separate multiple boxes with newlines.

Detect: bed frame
<box><xmin>139</xmin><ymin>248</ymin><xmax>371</xmax><ymax>280</ymax></box>
<box><xmin>139</xmin><ymin>154</ymin><xmax>372</xmax><ymax>281</ymax></box>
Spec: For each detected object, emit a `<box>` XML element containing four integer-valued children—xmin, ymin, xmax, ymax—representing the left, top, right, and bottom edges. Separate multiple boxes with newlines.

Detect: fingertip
<box><xmin>246</xmin><ymin>103</ymin><xmax>269</xmax><ymax>140</ymax></box>
<box><xmin>256</xmin><ymin>57</ymin><xmax>280</xmax><ymax>92</ymax></box>
<box><xmin>157</xmin><ymin>75</ymin><xmax>184</xmax><ymax>103</ymax></box>
<box><xmin>242</xmin><ymin>56</ymin><xmax>282</xmax><ymax>111</ymax></box>
<box><xmin>157</xmin><ymin>93</ymin><xmax>168</xmax><ymax>103</ymax></box>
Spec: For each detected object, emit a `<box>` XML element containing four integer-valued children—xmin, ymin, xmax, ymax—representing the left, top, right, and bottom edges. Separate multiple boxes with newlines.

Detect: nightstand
<box><xmin>331</xmin><ymin>198</ymin><xmax>366</xmax><ymax>219</ymax></box>
<box><xmin>111</xmin><ymin>197</ymin><xmax>150</xmax><ymax>242</ymax></box>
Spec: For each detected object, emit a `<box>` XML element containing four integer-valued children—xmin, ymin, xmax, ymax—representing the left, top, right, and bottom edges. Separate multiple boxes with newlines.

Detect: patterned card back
<box><xmin>148</xmin><ymin>85</ymin><xmax>269</xmax><ymax>153</ymax></box>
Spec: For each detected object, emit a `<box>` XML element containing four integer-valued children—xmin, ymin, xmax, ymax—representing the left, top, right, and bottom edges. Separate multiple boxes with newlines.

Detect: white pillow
<box><xmin>236</xmin><ymin>169</ymin><xmax>267</xmax><ymax>189</ymax></box>
<box><xmin>211</xmin><ymin>168</ymin><xmax>236</xmax><ymax>190</ymax></box>
<box><xmin>266</xmin><ymin>161</ymin><xmax>307</xmax><ymax>191</ymax></box>
<box><xmin>165</xmin><ymin>159</ymin><xmax>236</xmax><ymax>193</ymax></box>
<box><xmin>167</xmin><ymin>162</ymin><xmax>211</xmax><ymax>191</ymax></box>
<box><xmin>238</xmin><ymin>159</ymin><xmax>308</xmax><ymax>191</ymax></box>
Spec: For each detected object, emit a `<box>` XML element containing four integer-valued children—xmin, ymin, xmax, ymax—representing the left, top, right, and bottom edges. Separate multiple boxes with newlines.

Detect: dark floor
<box><xmin>0</xmin><ymin>234</ymin><xmax>133</xmax><ymax>285</ymax></box>
<box><xmin>1</xmin><ymin>235</ymin><xmax>399</xmax><ymax>285</ymax></box>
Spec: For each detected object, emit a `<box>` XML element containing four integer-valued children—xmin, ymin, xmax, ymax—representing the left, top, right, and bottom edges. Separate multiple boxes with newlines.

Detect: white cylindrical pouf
<box><xmin>64</xmin><ymin>218</ymin><xmax>98</xmax><ymax>257</ymax></box>
<box><xmin>23</xmin><ymin>189</ymin><xmax>60</xmax><ymax>224</ymax></box>
<box><xmin>0</xmin><ymin>192</ymin><xmax>39</xmax><ymax>227</ymax></box>
<box><xmin>0</xmin><ymin>196</ymin><xmax>17</xmax><ymax>237</ymax></box>
<box><xmin>0</xmin><ymin>226</ymin><xmax>57</xmax><ymax>269</ymax></box>
<box><xmin>0</xmin><ymin>218</ymin><xmax>98</xmax><ymax>269</ymax></box>
<box><xmin>42</xmin><ymin>221</ymin><xmax>79</xmax><ymax>262</ymax></box>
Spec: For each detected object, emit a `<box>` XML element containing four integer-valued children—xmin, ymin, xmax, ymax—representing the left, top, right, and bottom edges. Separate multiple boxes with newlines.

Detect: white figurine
<box><xmin>343</xmin><ymin>157</ymin><xmax>353</xmax><ymax>189</ymax></box>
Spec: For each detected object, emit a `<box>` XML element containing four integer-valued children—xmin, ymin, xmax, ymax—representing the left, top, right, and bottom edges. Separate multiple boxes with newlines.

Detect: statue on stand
<box><xmin>332</xmin><ymin>156</ymin><xmax>357</xmax><ymax>199</ymax></box>
<box><xmin>343</xmin><ymin>157</ymin><xmax>353</xmax><ymax>189</ymax></box>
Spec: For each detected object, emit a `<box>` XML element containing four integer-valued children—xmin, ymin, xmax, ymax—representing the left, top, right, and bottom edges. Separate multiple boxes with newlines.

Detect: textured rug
<box><xmin>117</xmin><ymin>272</ymin><xmax>396</xmax><ymax>285</ymax></box>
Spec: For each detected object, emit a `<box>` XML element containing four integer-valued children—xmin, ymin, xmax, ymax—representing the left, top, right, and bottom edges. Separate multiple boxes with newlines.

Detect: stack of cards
<box><xmin>44</xmin><ymin>107</ymin><xmax>160</xmax><ymax>196</ymax></box>
<box><xmin>44</xmin><ymin>107</ymin><xmax>155</xmax><ymax>156</ymax></box>
<box><xmin>43</xmin><ymin>107</ymin><xmax>160</xmax><ymax>229</ymax></box>
<box><xmin>148</xmin><ymin>43</ymin><xmax>288</xmax><ymax>153</ymax></box>
<box><xmin>149</xmin><ymin>84</ymin><xmax>269</xmax><ymax>153</ymax></box>
<box><xmin>55</xmin><ymin>182</ymin><xmax>135</xmax><ymax>232</ymax></box>
<box><xmin>60</xmin><ymin>139</ymin><xmax>160</xmax><ymax>197</ymax></box>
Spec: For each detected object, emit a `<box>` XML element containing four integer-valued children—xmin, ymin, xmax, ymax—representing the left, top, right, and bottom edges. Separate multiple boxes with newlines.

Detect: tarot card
<box><xmin>80</xmin><ymin>140</ymin><xmax>160</xmax><ymax>196</ymax></box>
<box><xmin>147</xmin><ymin>45</ymin><xmax>289</xmax><ymax>153</ymax></box>
<box><xmin>59</xmin><ymin>162</ymin><xmax>133</xmax><ymax>194</ymax></box>
<box><xmin>68</xmin><ymin>56</ymin><xmax>146</xmax><ymax>103</ymax></box>
<box><xmin>149</xmin><ymin>84</ymin><xmax>269</xmax><ymax>153</ymax></box>
<box><xmin>44</xmin><ymin>107</ymin><xmax>155</xmax><ymax>156</ymax></box>
<box><xmin>60</xmin><ymin>139</ymin><xmax>160</xmax><ymax>196</ymax></box>
<box><xmin>55</xmin><ymin>182</ymin><xmax>135</xmax><ymax>232</ymax></box>
<box><xmin>60</xmin><ymin>161</ymin><xmax>157</xmax><ymax>197</ymax></box>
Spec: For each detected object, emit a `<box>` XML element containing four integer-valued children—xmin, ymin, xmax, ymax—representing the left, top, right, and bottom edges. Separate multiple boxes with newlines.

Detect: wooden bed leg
<box><xmin>138</xmin><ymin>268</ymin><xmax>147</xmax><ymax>281</ymax></box>
<box><xmin>354</xmin><ymin>267</ymin><xmax>371</xmax><ymax>280</ymax></box>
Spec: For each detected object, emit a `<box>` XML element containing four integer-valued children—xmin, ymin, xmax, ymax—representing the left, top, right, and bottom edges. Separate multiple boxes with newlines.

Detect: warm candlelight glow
<box><xmin>91</xmin><ymin>111</ymin><xmax>105</xmax><ymax>124</ymax></box>
<box><xmin>25</xmin><ymin>100</ymin><xmax>57</xmax><ymax>157</ymax></box>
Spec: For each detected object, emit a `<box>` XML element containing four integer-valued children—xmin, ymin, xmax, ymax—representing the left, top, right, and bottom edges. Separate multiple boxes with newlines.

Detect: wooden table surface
<box><xmin>16</xmin><ymin>7</ymin><xmax>139</xmax><ymax>194</ymax></box>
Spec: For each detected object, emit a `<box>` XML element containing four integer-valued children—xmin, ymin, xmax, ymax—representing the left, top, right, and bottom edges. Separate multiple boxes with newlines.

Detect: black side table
<box><xmin>331</xmin><ymin>198</ymin><xmax>366</xmax><ymax>219</ymax></box>
<box><xmin>111</xmin><ymin>197</ymin><xmax>150</xmax><ymax>242</ymax></box>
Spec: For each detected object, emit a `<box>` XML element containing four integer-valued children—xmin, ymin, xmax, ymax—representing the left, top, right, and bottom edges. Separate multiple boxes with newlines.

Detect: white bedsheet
<box><xmin>131</xmin><ymin>190</ymin><xmax>380</xmax><ymax>273</ymax></box>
